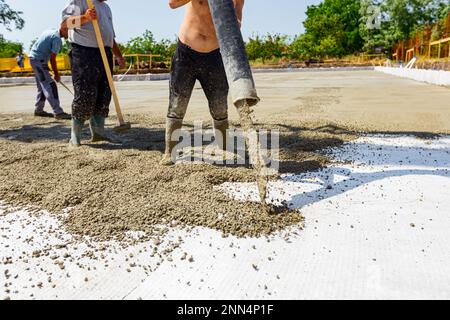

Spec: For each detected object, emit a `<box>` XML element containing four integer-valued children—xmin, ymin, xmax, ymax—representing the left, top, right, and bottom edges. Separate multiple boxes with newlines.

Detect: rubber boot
<box><xmin>69</xmin><ymin>118</ymin><xmax>83</xmax><ymax>148</ymax></box>
<box><xmin>213</xmin><ymin>119</ymin><xmax>229</xmax><ymax>152</ymax></box>
<box><xmin>160</xmin><ymin>118</ymin><xmax>183</xmax><ymax>166</ymax></box>
<box><xmin>89</xmin><ymin>115</ymin><xmax>111</xmax><ymax>142</ymax></box>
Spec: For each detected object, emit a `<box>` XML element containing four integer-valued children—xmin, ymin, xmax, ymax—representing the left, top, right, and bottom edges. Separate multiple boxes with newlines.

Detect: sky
<box><xmin>0</xmin><ymin>0</ymin><xmax>322</xmax><ymax>52</ymax></box>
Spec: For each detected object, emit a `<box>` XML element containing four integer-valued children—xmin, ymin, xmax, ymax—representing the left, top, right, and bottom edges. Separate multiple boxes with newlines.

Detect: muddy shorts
<box><xmin>30</xmin><ymin>58</ymin><xmax>64</xmax><ymax>115</ymax></box>
<box><xmin>69</xmin><ymin>43</ymin><xmax>113</xmax><ymax>122</ymax></box>
<box><xmin>167</xmin><ymin>40</ymin><xmax>229</xmax><ymax>121</ymax></box>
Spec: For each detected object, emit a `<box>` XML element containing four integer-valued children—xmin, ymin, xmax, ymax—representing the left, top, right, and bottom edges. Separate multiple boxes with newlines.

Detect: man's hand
<box><xmin>54</xmin><ymin>73</ymin><xmax>61</xmax><ymax>83</ymax></box>
<box><xmin>62</xmin><ymin>8</ymin><xmax>96</xmax><ymax>29</ymax></box>
<box><xmin>84</xmin><ymin>8</ymin><xmax>97</xmax><ymax>21</ymax></box>
<box><xmin>112</xmin><ymin>41</ymin><xmax>125</xmax><ymax>68</ymax></box>
<box><xmin>169</xmin><ymin>0</ymin><xmax>191</xmax><ymax>9</ymax></box>
<box><xmin>50</xmin><ymin>53</ymin><xmax>60</xmax><ymax>82</ymax></box>
<box><xmin>117</xmin><ymin>57</ymin><xmax>126</xmax><ymax>69</ymax></box>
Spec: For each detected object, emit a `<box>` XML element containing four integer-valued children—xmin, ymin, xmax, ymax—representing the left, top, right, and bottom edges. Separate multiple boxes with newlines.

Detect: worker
<box><xmin>161</xmin><ymin>0</ymin><xmax>245</xmax><ymax>165</ymax></box>
<box><xmin>61</xmin><ymin>0</ymin><xmax>125</xmax><ymax>147</ymax></box>
<box><xmin>15</xmin><ymin>52</ymin><xmax>25</xmax><ymax>71</ymax></box>
<box><xmin>29</xmin><ymin>28</ymin><xmax>72</xmax><ymax>119</ymax></box>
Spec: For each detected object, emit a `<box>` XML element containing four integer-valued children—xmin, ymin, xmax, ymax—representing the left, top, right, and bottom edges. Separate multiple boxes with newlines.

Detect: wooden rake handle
<box><xmin>86</xmin><ymin>0</ymin><xmax>125</xmax><ymax>125</ymax></box>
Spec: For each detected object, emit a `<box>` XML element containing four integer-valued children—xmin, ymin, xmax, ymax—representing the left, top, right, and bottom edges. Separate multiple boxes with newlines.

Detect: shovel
<box><xmin>50</xmin><ymin>71</ymin><xmax>75</xmax><ymax>96</ymax></box>
<box><xmin>59</xmin><ymin>80</ymin><xmax>74</xmax><ymax>96</ymax></box>
<box><xmin>87</xmin><ymin>0</ymin><xmax>131</xmax><ymax>133</ymax></box>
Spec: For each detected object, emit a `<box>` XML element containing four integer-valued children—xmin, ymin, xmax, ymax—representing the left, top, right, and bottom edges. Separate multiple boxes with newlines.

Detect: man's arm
<box><xmin>61</xmin><ymin>7</ymin><xmax>97</xmax><ymax>30</ymax></box>
<box><xmin>50</xmin><ymin>53</ymin><xmax>60</xmax><ymax>82</ymax></box>
<box><xmin>169</xmin><ymin>0</ymin><xmax>191</xmax><ymax>9</ymax></box>
<box><xmin>233</xmin><ymin>0</ymin><xmax>244</xmax><ymax>26</ymax></box>
<box><xmin>50</xmin><ymin>37</ymin><xmax>63</xmax><ymax>82</ymax></box>
<box><xmin>112</xmin><ymin>40</ymin><xmax>126</xmax><ymax>69</ymax></box>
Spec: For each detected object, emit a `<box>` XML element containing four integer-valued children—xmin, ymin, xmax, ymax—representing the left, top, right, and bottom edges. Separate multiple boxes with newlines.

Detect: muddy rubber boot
<box><xmin>160</xmin><ymin>118</ymin><xmax>183</xmax><ymax>166</ymax></box>
<box><xmin>89</xmin><ymin>115</ymin><xmax>111</xmax><ymax>142</ymax></box>
<box><xmin>69</xmin><ymin>118</ymin><xmax>83</xmax><ymax>148</ymax></box>
<box><xmin>213</xmin><ymin>119</ymin><xmax>229</xmax><ymax>151</ymax></box>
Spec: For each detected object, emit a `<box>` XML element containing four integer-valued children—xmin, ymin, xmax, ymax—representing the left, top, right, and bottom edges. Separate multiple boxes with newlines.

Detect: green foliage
<box><xmin>0</xmin><ymin>0</ymin><xmax>24</xmax><ymax>31</ymax></box>
<box><xmin>360</xmin><ymin>0</ymin><xmax>449</xmax><ymax>52</ymax></box>
<box><xmin>246</xmin><ymin>34</ymin><xmax>289</xmax><ymax>62</ymax></box>
<box><xmin>60</xmin><ymin>40</ymin><xmax>70</xmax><ymax>55</ymax></box>
<box><xmin>289</xmin><ymin>34</ymin><xmax>317</xmax><ymax>59</ymax></box>
<box><xmin>286</xmin><ymin>0</ymin><xmax>448</xmax><ymax>59</ymax></box>
<box><xmin>293</xmin><ymin>0</ymin><xmax>364</xmax><ymax>59</ymax></box>
<box><xmin>124</xmin><ymin>30</ymin><xmax>176</xmax><ymax>60</ymax></box>
<box><xmin>0</xmin><ymin>0</ymin><xmax>25</xmax><ymax>58</ymax></box>
<box><xmin>0</xmin><ymin>37</ymin><xmax>23</xmax><ymax>58</ymax></box>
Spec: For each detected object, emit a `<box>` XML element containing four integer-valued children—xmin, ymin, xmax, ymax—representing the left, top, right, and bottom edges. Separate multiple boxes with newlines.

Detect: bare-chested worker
<box><xmin>161</xmin><ymin>0</ymin><xmax>244</xmax><ymax>165</ymax></box>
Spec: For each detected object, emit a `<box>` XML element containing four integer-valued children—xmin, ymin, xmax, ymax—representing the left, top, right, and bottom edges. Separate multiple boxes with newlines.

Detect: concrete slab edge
<box><xmin>375</xmin><ymin>66</ymin><xmax>450</xmax><ymax>87</ymax></box>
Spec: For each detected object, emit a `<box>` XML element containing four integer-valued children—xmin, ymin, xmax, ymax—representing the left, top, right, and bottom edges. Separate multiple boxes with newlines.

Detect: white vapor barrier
<box><xmin>2</xmin><ymin>135</ymin><xmax>450</xmax><ymax>300</ymax></box>
<box><xmin>375</xmin><ymin>66</ymin><xmax>450</xmax><ymax>86</ymax></box>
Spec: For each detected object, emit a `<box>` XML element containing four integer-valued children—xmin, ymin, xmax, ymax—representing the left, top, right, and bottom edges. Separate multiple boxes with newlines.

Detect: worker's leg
<box><xmin>167</xmin><ymin>41</ymin><xmax>197</xmax><ymax>120</ymax></box>
<box><xmin>33</xmin><ymin>76</ymin><xmax>48</xmax><ymax>116</ymax></box>
<box><xmin>30</xmin><ymin>58</ymin><xmax>65</xmax><ymax>116</ymax></box>
<box><xmin>69</xmin><ymin>44</ymin><xmax>102</xmax><ymax>146</ymax></box>
<box><xmin>32</xmin><ymin>61</ymin><xmax>46</xmax><ymax>113</ymax></box>
<box><xmin>90</xmin><ymin>48</ymin><xmax>113</xmax><ymax>142</ymax></box>
<box><xmin>30</xmin><ymin>58</ymin><xmax>64</xmax><ymax>117</ymax></box>
<box><xmin>197</xmin><ymin>49</ymin><xmax>230</xmax><ymax>150</ymax></box>
<box><xmin>161</xmin><ymin>41</ymin><xmax>197</xmax><ymax>165</ymax></box>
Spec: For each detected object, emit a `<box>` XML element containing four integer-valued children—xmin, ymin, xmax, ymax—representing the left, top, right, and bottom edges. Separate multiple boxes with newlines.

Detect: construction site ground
<box><xmin>1</xmin><ymin>70</ymin><xmax>449</xmax><ymax>300</ymax></box>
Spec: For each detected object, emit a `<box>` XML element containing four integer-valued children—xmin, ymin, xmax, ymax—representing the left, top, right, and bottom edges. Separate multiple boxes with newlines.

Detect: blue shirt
<box><xmin>29</xmin><ymin>29</ymin><xmax>62</xmax><ymax>62</ymax></box>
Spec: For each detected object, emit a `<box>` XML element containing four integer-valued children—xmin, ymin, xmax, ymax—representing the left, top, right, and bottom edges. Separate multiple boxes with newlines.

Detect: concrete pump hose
<box><xmin>207</xmin><ymin>0</ymin><xmax>260</xmax><ymax>107</ymax></box>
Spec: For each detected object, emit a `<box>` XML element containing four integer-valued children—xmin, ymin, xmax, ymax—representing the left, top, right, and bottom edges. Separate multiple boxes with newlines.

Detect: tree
<box><xmin>0</xmin><ymin>37</ymin><xmax>23</xmax><ymax>58</ymax></box>
<box><xmin>291</xmin><ymin>0</ymin><xmax>364</xmax><ymax>59</ymax></box>
<box><xmin>0</xmin><ymin>0</ymin><xmax>25</xmax><ymax>31</ymax></box>
<box><xmin>60</xmin><ymin>40</ymin><xmax>70</xmax><ymax>55</ymax></box>
<box><xmin>246</xmin><ymin>35</ymin><xmax>265</xmax><ymax>61</ymax></box>
<box><xmin>359</xmin><ymin>0</ymin><xmax>449</xmax><ymax>52</ymax></box>
<box><xmin>290</xmin><ymin>0</ymin><xmax>448</xmax><ymax>58</ymax></box>
<box><xmin>289</xmin><ymin>34</ymin><xmax>318</xmax><ymax>59</ymax></box>
<box><xmin>246</xmin><ymin>34</ymin><xmax>289</xmax><ymax>62</ymax></box>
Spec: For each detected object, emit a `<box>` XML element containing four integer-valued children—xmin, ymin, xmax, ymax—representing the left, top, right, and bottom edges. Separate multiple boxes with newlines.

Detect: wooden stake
<box><xmin>86</xmin><ymin>0</ymin><xmax>125</xmax><ymax>126</ymax></box>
